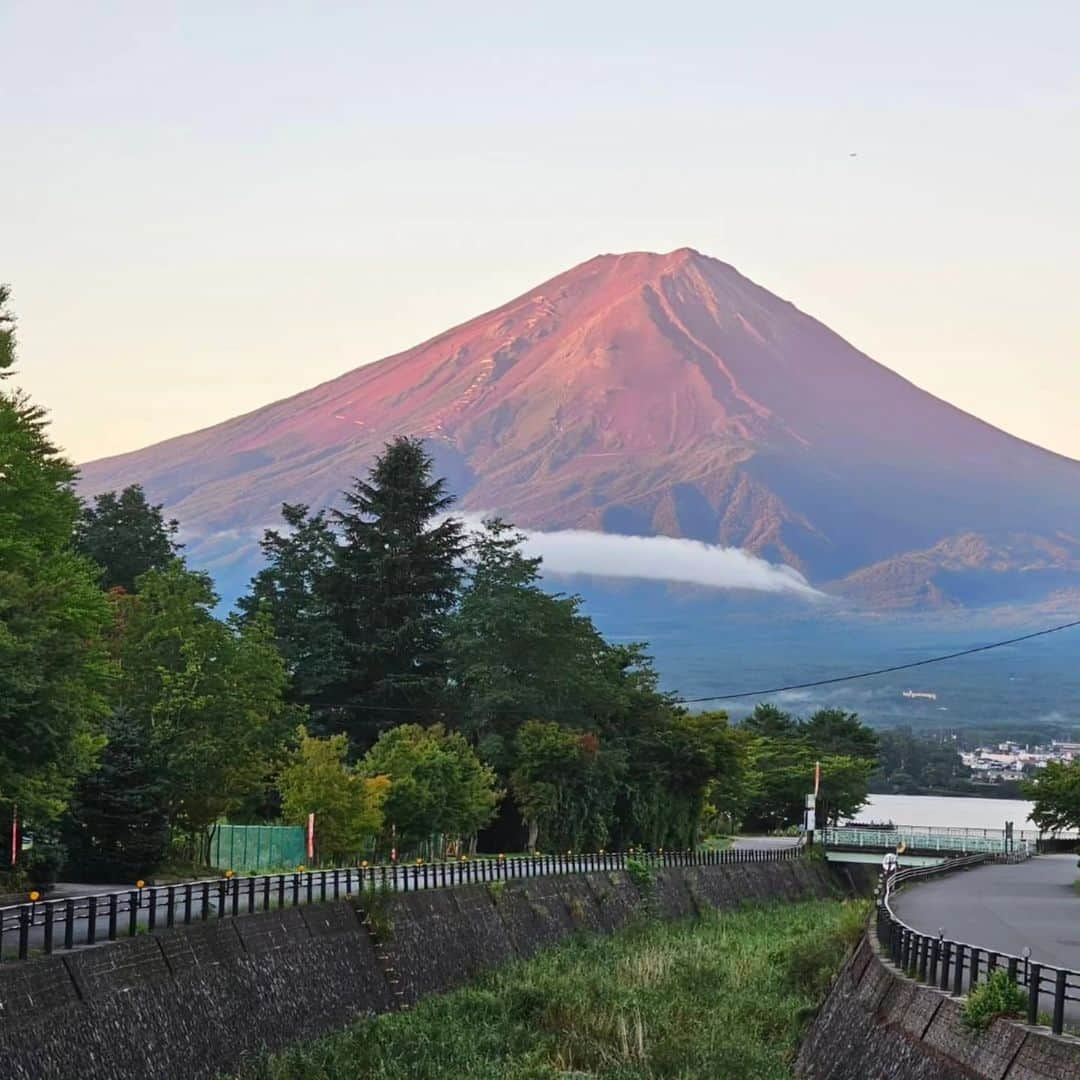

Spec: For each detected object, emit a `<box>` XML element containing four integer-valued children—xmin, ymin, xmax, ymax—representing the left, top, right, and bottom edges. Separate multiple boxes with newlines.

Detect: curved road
<box><xmin>892</xmin><ymin>855</ymin><xmax>1080</xmax><ymax>972</ymax></box>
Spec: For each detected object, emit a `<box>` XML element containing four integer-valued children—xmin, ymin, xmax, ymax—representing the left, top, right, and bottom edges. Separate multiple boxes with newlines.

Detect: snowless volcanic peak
<box><xmin>80</xmin><ymin>249</ymin><xmax>1080</xmax><ymax>605</ymax></box>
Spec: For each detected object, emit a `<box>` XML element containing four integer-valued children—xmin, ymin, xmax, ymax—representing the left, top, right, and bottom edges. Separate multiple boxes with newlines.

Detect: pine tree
<box><xmin>324</xmin><ymin>437</ymin><xmax>465</xmax><ymax>749</ymax></box>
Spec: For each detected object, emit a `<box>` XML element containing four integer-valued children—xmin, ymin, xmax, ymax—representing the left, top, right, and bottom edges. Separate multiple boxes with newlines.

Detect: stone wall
<box><xmin>0</xmin><ymin>859</ymin><xmax>853</xmax><ymax>1080</ymax></box>
<box><xmin>797</xmin><ymin>931</ymin><xmax>1080</xmax><ymax>1080</ymax></box>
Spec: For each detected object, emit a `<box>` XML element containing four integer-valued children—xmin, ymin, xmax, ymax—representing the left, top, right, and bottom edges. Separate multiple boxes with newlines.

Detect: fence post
<box><xmin>969</xmin><ymin>948</ymin><xmax>981</xmax><ymax>992</ymax></box>
<box><xmin>939</xmin><ymin>941</ymin><xmax>951</xmax><ymax>990</ymax></box>
<box><xmin>87</xmin><ymin>896</ymin><xmax>98</xmax><ymax>944</ymax></box>
<box><xmin>107</xmin><ymin>894</ymin><xmax>118</xmax><ymax>940</ymax></box>
<box><xmin>128</xmin><ymin>891</ymin><xmax>139</xmax><ymax>936</ymax></box>
<box><xmin>18</xmin><ymin>906</ymin><xmax>30</xmax><ymax>960</ymax></box>
<box><xmin>1027</xmin><ymin>963</ymin><xmax>1041</xmax><ymax>1025</ymax></box>
<box><xmin>64</xmin><ymin>898</ymin><xmax>75</xmax><ymax>950</ymax></box>
<box><xmin>1052</xmin><ymin>970</ymin><xmax>1066</xmax><ymax>1035</ymax></box>
<box><xmin>953</xmin><ymin>944</ymin><xmax>965</xmax><ymax>996</ymax></box>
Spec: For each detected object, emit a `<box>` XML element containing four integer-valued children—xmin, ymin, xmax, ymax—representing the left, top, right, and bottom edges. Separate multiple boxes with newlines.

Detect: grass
<box><xmin>236</xmin><ymin>897</ymin><xmax>868</xmax><ymax>1080</ymax></box>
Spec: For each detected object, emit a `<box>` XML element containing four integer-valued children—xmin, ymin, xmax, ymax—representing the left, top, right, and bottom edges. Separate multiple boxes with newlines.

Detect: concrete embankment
<box><xmin>797</xmin><ymin>931</ymin><xmax>1080</xmax><ymax>1080</ymax></box>
<box><xmin>0</xmin><ymin>859</ymin><xmax>871</xmax><ymax>1080</ymax></box>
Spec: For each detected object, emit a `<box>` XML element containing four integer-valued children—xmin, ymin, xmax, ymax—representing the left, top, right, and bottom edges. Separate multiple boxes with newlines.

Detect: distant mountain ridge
<box><xmin>80</xmin><ymin>248</ymin><xmax>1080</xmax><ymax>608</ymax></box>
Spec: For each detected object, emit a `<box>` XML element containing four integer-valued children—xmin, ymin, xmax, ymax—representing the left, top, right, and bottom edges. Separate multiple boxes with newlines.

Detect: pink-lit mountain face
<box><xmin>80</xmin><ymin>249</ymin><xmax>1080</xmax><ymax>606</ymax></box>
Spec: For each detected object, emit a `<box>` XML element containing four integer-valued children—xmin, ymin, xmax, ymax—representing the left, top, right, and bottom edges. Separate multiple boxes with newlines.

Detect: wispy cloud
<box><xmin>461</xmin><ymin>517</ymin><xmax>823</xmax><ymax>598</ymax></box>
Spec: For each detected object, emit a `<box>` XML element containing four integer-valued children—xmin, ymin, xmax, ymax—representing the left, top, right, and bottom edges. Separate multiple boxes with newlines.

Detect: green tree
<box><xmin>741</xmin><ymin>738</ymin><xmax>872</xmax><ymax>832</ymax></box>
<box><xmin>115</xmin><ymin>563</ymin><xmax>293</xmax><ymax>861</ymax></box>
<box><xmin>237</xmin><ymin>503</ymin><xmax>344</xmax><ymax>717</ymax></box>
<box><xmin>801</xmin><ymin>708</ymin><xmax>879</xmax><ymax>761</ymax></box>
<box><xmin>1022</xmin><ymin>761</ymin><xmax>1080</xmax><ymax>834</ymax></box>
<box><xmin>325</xmin><ymin>438</ymin><xmax>465</xmax><ymax>746</ymax></box>
<box><xmin>509</xmin><ymin>720</ymin><xmax>624</xmax><ymax>852</ymax></box>
<box><xmin>741</xmin><ymin>703</ymin><xmax>800</xmax><ymax>739</ymax></box>
<box><xmin>445</xmin><ymin>518</ymin><xmax>616</xmax><ymax>768</ymax></box>
<box><xmin>75</xmin><ymin>484</ymin><xmax>180</xmax><ymax>592</ymax></box>
<box><xmin>0</xmin><ymin>286</ymin><xmax>112</xmax><ymax>836</ymax></box>
<box><xmin>61</xmin><ymin>708</ymin><xmax>171</xmax><ymax>881</ymax></box>
<box><xmin>278</xmin><ymin>726</ymin><xmax>389</xmax><ymax>864</ymax></box>
<box><xmin>358</xmin><ymin>723</ymin><xmax>501</xmax><ymax>852</ymax></box>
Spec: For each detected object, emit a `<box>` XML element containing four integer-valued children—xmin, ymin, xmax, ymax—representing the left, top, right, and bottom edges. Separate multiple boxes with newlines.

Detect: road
<box><xmin>892</xmin><ymin>855</ymin><xmax>1080</xmax><ymax>971</ymax></box>
<box><xmin>892</xmin><ymin>855</ymin><xmax>1080</xmax><ymax>1022</ymax></box>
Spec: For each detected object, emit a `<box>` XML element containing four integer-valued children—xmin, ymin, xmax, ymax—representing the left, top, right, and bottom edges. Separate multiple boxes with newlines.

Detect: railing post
<box><xmin>108</xmin><ymin>893</ymin><xmax>119</xmax><ymax>940</ymax></box>
<box><xmin>952</xmin><ymin>944</ymin><xmax>965</xmax><ymax>996</ymax></box>
<box><xmin>87</xmin><ymin>895</ymin><xmax>98</xmax><ymax>944</ymax></box>
<box><xmin>939</xmin><ymin>940</ymin><xmax>951</xmax><ymax>990</ymax></box>
<box><xmin>918</xmin><ymin>935</ymin><xmax>930</xmax><ymax>982</ymax></box>
<box><xmin>969</xmin><ymin>948</ymin><xmax>981</xmax><ymax>992</ymax></box>
<box><xmin>128</xmin><ymin>891</ymin><xmax>139</xmax><ymax>937</ymax></box>
<box><xmin>1052</xmin><ymin>970</ymin><xmax>1066</xmax><ymax>1035</ymax></box>
<box><xmin>64</xmin><ymin>898</ymin><xmax>75</xmax><ymax>950</ymax></box>
<box><xmin>42</xmin><ymin>901</ymin><xmax>55</xmax><ymax>955</ymax></box>
<box><xmin>17</xmin><ymin>906</ymin><xmax>30</xmax><ymax>961</ymax></box>
<box><xmin>1027</xmin><ymin>963</ymin><xmax>1041</xmax><ymax>1025</ymax></box>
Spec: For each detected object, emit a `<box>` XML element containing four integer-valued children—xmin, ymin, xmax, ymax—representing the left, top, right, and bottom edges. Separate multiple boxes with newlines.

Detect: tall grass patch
<box><xmin>238</xmin><ymin>897</ymin><xmax>868</xmax><ymax>1080</ymax></box>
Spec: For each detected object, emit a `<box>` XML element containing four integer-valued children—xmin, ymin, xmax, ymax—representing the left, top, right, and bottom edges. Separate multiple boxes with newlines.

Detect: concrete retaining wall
<box><xmin>796</xmin><ymin>932</ymin><xmax>1080</xmax><ymax>1080</ymax></box>
<box><xmin>0</xmin><ymin>859</ymin><xmax>852</xmax><ymax>1080</ymax></box>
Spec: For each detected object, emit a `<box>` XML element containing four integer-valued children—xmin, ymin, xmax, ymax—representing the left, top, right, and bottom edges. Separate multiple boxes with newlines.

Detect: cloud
<box><xmin>460</xmin><ymin>517</ymin><xmax>823</xmax><ymax>599</ymax></box>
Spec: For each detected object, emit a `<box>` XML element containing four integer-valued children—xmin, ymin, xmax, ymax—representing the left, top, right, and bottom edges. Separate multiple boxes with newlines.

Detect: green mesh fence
<box><xmin>209</xmin><ymin>824</ymin><xmax>307</xmax><ymax>871</ymax></box>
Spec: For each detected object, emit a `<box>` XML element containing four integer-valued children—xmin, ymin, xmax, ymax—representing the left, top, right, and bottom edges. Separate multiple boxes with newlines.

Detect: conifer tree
<box><xmin>324</xmin><ymin>437</ymin><xmax>465</xmax><ymax>748</ymax></box>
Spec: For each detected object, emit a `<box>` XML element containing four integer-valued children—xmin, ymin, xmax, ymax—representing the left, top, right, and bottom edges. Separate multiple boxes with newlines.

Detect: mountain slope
<box><xmin>79</xmin><ymin>249</ymin><xmax>1080</xmax><ymax>606</ymax></box>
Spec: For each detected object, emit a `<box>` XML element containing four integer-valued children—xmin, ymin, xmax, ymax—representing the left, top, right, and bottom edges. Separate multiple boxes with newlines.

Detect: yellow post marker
<box><xmin>28</xmin><ymin>890</ymin><xmax>40</xmax><ymax>903</ymax></box>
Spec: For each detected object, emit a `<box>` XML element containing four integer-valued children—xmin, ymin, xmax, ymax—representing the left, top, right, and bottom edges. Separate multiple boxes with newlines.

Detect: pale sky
<box><xmin>3</xmin><ymin>1</ymin><xmax>1078</xmax><ymax>463</ymax></box>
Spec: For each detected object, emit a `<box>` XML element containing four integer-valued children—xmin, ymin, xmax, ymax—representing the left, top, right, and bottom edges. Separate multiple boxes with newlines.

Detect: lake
<box><xmin>849</xmin><ymin>793</ymin><xmax>1042</xmax><ymax>832</ymax></box>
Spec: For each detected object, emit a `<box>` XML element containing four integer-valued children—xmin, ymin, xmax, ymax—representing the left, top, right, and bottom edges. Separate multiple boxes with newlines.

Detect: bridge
<box><xmin>824</xmin><ymin>824</ymin><xmax>1035</xmax><ymax>858</ymax></box>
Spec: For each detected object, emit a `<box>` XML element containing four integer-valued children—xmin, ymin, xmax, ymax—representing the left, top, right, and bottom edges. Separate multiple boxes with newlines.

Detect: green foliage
<box><xmin>237</xmin><ymin>503</ymin><xmax>344</xmax><ymax>717</ymax></box>
<box><xmin>239</xmin><ymin>898</ymin><xmax>858</xmax><ymax>1080</ymax></box>
<box><xmin>736</xmin><ymin>705</ymin><xmax>878</xmax><ymax>832</ymax></box>
<box><xmin>61</xmin><ymin>708</ymin><xmax>171</xmax><ymax>881</ymax></box>
<box><xmin>625</xmin><ymin>857</ymin><xmax>656</xmax><ymax>896</ymax></box>
<box><xmin>1022</xmin><ymin>760</ymin><xmax>1080</xmax><ymax>835</ymax></box>
<box><xmin>509</xmin><ymin>720</ymin><xmax>622</xmax><ymax>852</ymax></box>
<box><xmin>962</xmin><ymin>970</ymin><xmax>1028</xmax><ymax>1030</ymax></box>
<box><xmin>278</xmin><ymin>726</ymin><xmax>389</xmax><ymax>864</ymax></box>
<box><xmin>358</xmin><ymin>723</ymin><xmax>501</xmax><ymax>850</ymax></box>
<box><xmin>777</xmin><ymin>899</ymin><xmax>869</xmax><ymax>997</ymax></box>
<box><xmin>75</xmin><ymin>485</ymin><xmax>181</xmax><ymax>593</ymax></box>
<box><xmin>0</xmin><ymin>286</ymin><xmax>112</xmax><ymax>829</ymax></box>
<box><xmin>113</xmin><ymin>563</ymin><xmax>294</xmax><ymax>858</ymax></box>
<box><xmin>871</xmin><ymin>726</ymin><xmax>971</xmax><ymax>795</ymax></box>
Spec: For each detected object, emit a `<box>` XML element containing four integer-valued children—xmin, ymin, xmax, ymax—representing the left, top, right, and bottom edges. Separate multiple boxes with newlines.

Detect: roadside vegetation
<box><xmin>237</xmin><ymin>898</ymin><xmax>868</xmax><ymax>1080</ymax></box>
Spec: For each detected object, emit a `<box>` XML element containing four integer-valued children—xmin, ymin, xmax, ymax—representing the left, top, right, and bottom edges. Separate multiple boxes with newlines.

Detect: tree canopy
<box><xmin>75</xmin><ymin>484</ymin><xmax>180</xmax><ymax>592</ymax></box>
<box><xmin>1022</xmin><ymin>761</ymin><xmax>1080</xmax><ymax>834</ymax></box>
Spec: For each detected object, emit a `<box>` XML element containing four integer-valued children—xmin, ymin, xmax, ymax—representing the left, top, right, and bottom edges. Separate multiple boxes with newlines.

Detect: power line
<box><xmin>675</xmin><ymin>617</ymin><xmax>1080</xmax><ymax>704</ymax></box>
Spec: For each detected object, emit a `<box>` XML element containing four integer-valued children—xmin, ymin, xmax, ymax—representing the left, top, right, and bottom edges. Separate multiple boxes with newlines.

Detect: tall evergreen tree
<box><xmin>61</xmin><ymin>708</ymin><xmax>170</xmax><ymax>881</ymax></box>
<box><xmin>75</xmin><ymin>484</ymin><xmax>181</xmax><ymax>592</ymax></box>
<box><xmin>324</xmin><ymin>437</ymin><xmax>465</xmax><ymax>747</ymax></box>
<box><xmin>237</xmin><ymin>502</ymin><xmax>344</xmax><ymax>715</ymax></box>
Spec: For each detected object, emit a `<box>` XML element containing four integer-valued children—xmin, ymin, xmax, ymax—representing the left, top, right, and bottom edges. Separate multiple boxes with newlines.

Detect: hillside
<box><xmin>80</xmin><ymin>249</ymin><xmax>1080</xmax><ymax>607</ymax></box>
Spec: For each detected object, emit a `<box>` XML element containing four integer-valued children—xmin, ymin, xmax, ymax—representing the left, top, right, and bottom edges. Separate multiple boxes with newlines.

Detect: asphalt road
<box><xmin>891</xmin><ymin>855</ymin><xmax>1080</xmax><ymax>971</ymax></box>
<box><xmin>892</xmin><ymin>855</ymin><xmax>1080</xmax><ymax>1023</ymax></box>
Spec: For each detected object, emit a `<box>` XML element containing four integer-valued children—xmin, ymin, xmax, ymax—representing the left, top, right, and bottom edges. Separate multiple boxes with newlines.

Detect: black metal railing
<box><xmin>877</xmin><ymin>855</ymin><xmax>1080</xmax><ymax>1035</ymax></box>
<box><xmin>0</xmin><ymin>842</ymin><xmax>802</xmax><ymax>963</ymax></box>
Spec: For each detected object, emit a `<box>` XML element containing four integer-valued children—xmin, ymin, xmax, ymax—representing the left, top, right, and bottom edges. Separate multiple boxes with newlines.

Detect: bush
<box><xmin>962</xmin><ymin>970</ymin><xmax>1028</xmax><ymax>1030</ymax></box>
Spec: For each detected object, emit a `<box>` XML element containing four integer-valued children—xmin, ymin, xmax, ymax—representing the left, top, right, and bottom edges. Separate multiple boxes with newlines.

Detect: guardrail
<box><xmin>876</xmin><ymin>855</ymin><xmax>1080</xmax><ymax>1035</ymax></box>
<box><xmin>0</xmin><ymin>842</ymin><xmax>802</xmax><ymax>963</ymax></box>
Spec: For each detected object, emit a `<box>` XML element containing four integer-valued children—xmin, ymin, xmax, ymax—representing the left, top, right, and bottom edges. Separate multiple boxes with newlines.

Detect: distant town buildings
<box><xmin>959</xmin><ymin>739</ymin><xmax>1077</xmax><ymax>784</ymax></box>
